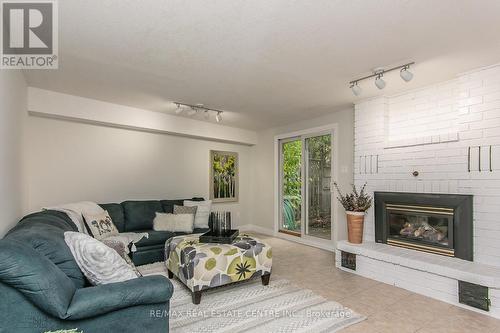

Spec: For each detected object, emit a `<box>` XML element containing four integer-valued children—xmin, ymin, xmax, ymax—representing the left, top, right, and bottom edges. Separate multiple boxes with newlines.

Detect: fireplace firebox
<box><xmin>375</xmin><ymin>192</ymin><xmax>473</xmax><ymax>261</ymax></box>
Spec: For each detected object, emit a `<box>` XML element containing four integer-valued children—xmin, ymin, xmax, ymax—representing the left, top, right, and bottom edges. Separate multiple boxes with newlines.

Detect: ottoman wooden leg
<box><xmin>192</xmin><ymin>291</ymin><xmax>202</xmax><ymax>305</ymax></box>
<box><xmin>261</xmin><ymin>273</ymin><xmax>271</xmax><ymax>286</ymax></box>
<box><xmin>167</xmin><ymin>269</ymin><xmax>173</xmax><ymax>279</ymax></box>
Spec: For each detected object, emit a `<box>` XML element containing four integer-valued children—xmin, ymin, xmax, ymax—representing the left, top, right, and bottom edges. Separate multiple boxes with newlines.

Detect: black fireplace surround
<box><xmin>375</xmin><ymin>192</ymin><xmax>473</xmax><ymax>261</ymax></box>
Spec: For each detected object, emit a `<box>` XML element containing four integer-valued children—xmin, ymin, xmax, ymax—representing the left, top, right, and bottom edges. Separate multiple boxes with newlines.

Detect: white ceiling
<box><xmin>24</xmin><ymin>0</ymin><xmax>500</xmax><ymax>130</ymax></box>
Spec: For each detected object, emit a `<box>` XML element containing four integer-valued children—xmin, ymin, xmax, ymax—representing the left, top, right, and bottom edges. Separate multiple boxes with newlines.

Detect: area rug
<box><xmin>139</xmin><ymin>262</ymin><xmax>365</xmax><ymax>333</ymax></box>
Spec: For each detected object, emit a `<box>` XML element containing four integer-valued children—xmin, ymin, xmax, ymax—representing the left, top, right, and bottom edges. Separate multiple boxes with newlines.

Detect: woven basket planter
<box><xmin>346</xmin><ymin>211</ymin><xmax>365</xmax><ymax>244</ymax></box>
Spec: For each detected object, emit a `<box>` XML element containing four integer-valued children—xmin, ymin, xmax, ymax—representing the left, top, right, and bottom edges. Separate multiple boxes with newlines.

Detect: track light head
<box><xmin>215</xmin><ymin>112</ymin><xmax>222</xmax><ymax>123</ymax></box>
<box><xmin>374</xmin><ymin>74</ymin><xmax>386</xmax><ymax>90</ymax></box>
<box><xmin>350</xmin><ymin>82</ymin><xmax>362</xmax><ymax>96</ymax></box>
<box><xmin>400</xmin><ymin>66</ymin><xmax>414</xmax><ymax>82</ymax></box>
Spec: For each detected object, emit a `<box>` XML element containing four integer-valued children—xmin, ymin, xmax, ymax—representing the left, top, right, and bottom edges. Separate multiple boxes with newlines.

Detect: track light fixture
<box><xmin>348</xmin><ymin>62</ymin><xmax>415</xmax><ymax>96</ymax></box>
<box><xmin>350</xmin><ymin>81</ymin><xmax>362</xmax><ymax>96</ymax></box>
<box><xmin>172</xmin><ymin>102</ymin><xmax>225</xmax><ymax>123</ymax></box>
<box><xmin>400</xmin><ymin>65</ymin><xmax>414</xmax><ymax>82</ymax></box>
<box><xmin>374</xmin><ymin>73</ymin><xmax>386</xmax><ymax>90</ymax></box>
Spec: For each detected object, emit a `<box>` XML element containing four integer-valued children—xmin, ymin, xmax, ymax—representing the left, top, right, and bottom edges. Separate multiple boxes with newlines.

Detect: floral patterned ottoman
<box><xmin>165</xmin><ymin>234</ymin><xmax>272</xmax><ymax>304</ymax></box>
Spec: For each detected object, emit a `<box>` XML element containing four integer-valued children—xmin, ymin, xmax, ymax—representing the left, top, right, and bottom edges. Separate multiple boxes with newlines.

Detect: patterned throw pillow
<box><xmin>173</xmin><ymin>205</ymin><xmax>197</xmax><ymax>215</ymax></box>
<box><xmin>83</xmin><ymin>210</ymin><xmax>119</xmax><ymax>240</ymax></box>
<box><xmin>101</xmin><ymin>239</ymin><xmax>142</xmax><ymax>277</ymax></box>
<box><xmin>64</xmin><ymin>232</ymin><xmax>138</xmax><ymax>285</ymax></box>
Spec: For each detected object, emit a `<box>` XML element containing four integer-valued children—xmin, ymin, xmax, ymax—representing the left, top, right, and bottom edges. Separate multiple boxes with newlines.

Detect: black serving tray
<box><xmin>199</xmin><ymin>229</ymin><xmax>239</xmax><ymax>244</ymax></box>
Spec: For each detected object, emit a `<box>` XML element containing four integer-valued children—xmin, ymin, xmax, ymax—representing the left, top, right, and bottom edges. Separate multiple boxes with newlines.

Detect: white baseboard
<box><xmin>275</xmin><ymin>232</ymin><xmax>336</xmax><ymax>252</ymax></box>
<box><xmin>238</xmin><ymin>224</ymin><xmax>275</xmax><ymax>236</ymax></box>
<box><xmin>238</xmin><ymin>224</ymin><xmax>335</xmax><ymax>252</ymax></box>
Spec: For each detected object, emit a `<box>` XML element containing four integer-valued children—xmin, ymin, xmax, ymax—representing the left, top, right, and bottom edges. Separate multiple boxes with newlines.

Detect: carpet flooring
<box><xmin>139</xmin><ymin>262</ymin><xmax>365</xmax><ymax>332</ymax></box>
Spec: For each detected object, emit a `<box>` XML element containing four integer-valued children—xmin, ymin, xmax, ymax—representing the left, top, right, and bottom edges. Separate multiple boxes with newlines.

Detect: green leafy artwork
<box><xmin>211</xmin><ymin>151</ymin><xmax>238</xmax><ymax>202</ymax></box>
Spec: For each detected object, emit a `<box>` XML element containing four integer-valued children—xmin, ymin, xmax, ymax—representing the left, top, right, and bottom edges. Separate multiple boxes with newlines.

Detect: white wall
<box><xmin>251</xmin><ymin>109</ymin><xmax>355</xmax><ymax>245</ymax></box>
<box><xmin>28</xmin><ymin>88</ymin><xmax>258</xmax><ymax>146</ymax></box>
<box><xmin>25</xmin><ymin>89</ymin><xmax>354</xmax><ymax>237</ymax></box>
<box><xmin>354</xmin><ymin>63</ymin><xmax>500</xmax><ymax>267</ymax></box>
<box><xmin>24</xmin><ymin>115</ymin><xmax>253</xmax><ymax>227</ymax></box>
<box><xmin>0</xmin><ymin>71</ymin><xmax>27</xmax><ymax>237</ymax></box>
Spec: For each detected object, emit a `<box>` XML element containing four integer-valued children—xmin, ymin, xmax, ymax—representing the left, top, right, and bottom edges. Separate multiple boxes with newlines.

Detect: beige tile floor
<box><xmin>252</xmin><ymin>233</ymin><xmax>500</xmax><ymax>333</ymax></box>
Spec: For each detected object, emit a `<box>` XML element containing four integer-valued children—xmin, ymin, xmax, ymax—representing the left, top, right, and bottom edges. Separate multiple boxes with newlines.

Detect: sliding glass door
<box><xmin>304</xmin><ymin>134</ymin><xmax>332</xmax><ymax>240</ymax></box>
<box><xmin>279</xmin><ymin>132</ymin><xmax>333</xmax><ymax>242</ymax></box>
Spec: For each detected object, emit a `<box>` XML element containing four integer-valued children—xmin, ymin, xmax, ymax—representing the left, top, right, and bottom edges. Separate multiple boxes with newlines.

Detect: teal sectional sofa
<box><xmin>0</xmin><ymin>198</ymin><xmax>206</xmax><ymax>333</ymax></box>
<box><xmin>100</xmin><ymin>198</ymin><xmax>208</xmax><ymax>265</ymax></box>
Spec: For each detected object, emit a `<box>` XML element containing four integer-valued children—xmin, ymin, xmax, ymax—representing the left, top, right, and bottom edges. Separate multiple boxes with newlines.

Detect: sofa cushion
<box><xmin>0</xmin><ymin>239</ymin><xmax>76</xmax><ymax>319</ymax></box>
<box><xmin>160</xmin><ymin>200</ymin><xmax>184</xmax><ymax>214</ymax></box>
<box><xmin>160</xmin><ymin>197</ymin><xmax>205</xmax><ymax>214</ymax></box>
<box><xmin>5</xmin><ymin>211</ymin><xmax>86</xmax><ymax>288</ymax></box>
<box><xmin>135</xmin><ymin>230</ymin><xmax>175</xmax><ymax>248</ymax></box>
<box><xmin>11</xmin><ymin>210</ymin><xmax>79</xmax><ymax>233</ymax></box>
<box><xmin>99</xmin><ymin>203</ymin><xmax>126</xmax><ymax>232</ymax></box>
<box><xmin>122</xmin><ymin>201</ymin><xmax>163</xmax><ymax>232</ymax></box>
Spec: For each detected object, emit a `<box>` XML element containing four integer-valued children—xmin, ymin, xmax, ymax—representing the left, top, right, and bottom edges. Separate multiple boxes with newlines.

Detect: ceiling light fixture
<box><xmin>348</xmin><ymin>61</ymin><xmax>415</xmax><ymax>96</ymax></box>
<box><xmin>400</xmin><ymin>65</ymin><xmax>414</xmax><ymax>82</ymax></box>
<box><xmin>374</xmin><ymin>73</ymin><xmax>386</xmax><ymax>90</ymax></box>
<box><xmin>350</xmin><ymin>81</ymin><xmax>362</xmax><ymax>96</ymax></box>
<box><xmin>172</xmin><ymin>102</ymin><xmax>225</xmax><ymax>123</ymax></box>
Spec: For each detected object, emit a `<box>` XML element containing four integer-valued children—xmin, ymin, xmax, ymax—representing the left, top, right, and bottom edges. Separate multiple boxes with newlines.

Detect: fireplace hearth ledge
<box><xmin>337</xmin><ymin>240</ymin><xmax>500</xmax><ymax>288</ymax></box>
<box><xmin>336</xmin><ymin>240</ymin><xmax>500</xmax><ymax>318</ymax></box>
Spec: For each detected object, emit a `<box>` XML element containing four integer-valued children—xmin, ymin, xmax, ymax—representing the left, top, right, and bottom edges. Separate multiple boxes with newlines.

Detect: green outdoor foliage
<box><xmin>283</xmin><ymin>195</ymin><xmax>301</xmax><ymax>230</ymax></box>
<box><xmin>212</xmin><ymin>152</ymin><xmax>237</xmax><ymax>199</ymax></box>
<box><xmin>282</xmin><ymin>140</ymin><xmax>302</xmax><ymax>198</ymax></box>
<box><xmin>305</xmin><ymin>135</ymin><xmax>331</xmax><ymax>220</ymax></box>
<box><xmin>334</xmin><ymin>182</ymin><xmax>372</xmax><ymax>212</ymax></box>
<box><xmin>282</xmin><ymin>141</ymin><xmax>302</xmax><ymax>230</ymax></box>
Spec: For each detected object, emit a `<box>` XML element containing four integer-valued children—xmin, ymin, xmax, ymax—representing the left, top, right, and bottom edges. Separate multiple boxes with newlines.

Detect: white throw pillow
<box><xmin>184</xmin><ymin>200</ymin><xmax>212</xmax><ymax>229</ymax></box>
<box><xmin>83</xmin><ymin>210</ymin><xmax>119</xmax><ymax>240</ymax></box>
<box><xmin>64</xmin><ymin>231</ymin><xmax>138</xmax><ymax>285</ymax></box>
<box><xmin>153</xmin><ymin>212</ymin><xmax>194</xmax><ymax>233</ymax></box>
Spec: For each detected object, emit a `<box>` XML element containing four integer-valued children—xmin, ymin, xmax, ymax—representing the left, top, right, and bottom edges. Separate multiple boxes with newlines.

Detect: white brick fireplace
<box><xmin>336</xmin><ymin>63</ymin><xmax>500</xmax><ymax>318</ymax></box>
